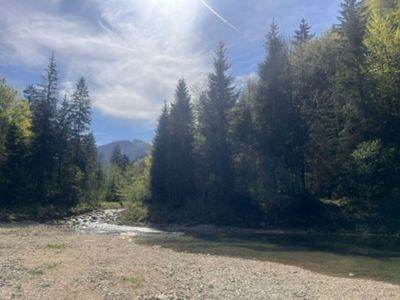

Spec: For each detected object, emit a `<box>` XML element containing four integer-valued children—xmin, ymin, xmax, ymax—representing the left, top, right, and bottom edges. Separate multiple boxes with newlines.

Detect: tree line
<box><xmin>149</xmin><ymin>0</ymin><xmax>400</xmax><ymax>227</ymax></box>
<box><xmin>0</xmin><ymin>0</ymin><xmax>398</xmax><ymax>229</ymax></box>
<box><xmin>0</xmin><ymin>55</ymin><xmax>101</xmax><ymax>209</ymax></box>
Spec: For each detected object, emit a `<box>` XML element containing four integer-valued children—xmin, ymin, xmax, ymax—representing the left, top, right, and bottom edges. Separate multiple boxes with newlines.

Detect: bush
<box><xmin>351</xmin><ymin>139</ymin><xmax>396</xmax><ymax>206</ymax></box>
<box><xmin>119</xmin><ymin>202</ymin><xmax>148</xmax><ymax>224</ymax></box>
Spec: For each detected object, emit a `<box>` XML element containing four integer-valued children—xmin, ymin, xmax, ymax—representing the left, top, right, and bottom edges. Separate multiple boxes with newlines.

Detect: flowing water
<box><xmin>76</xmin><ymin>210</ymin><xmax>400</xmax><ymax>285</ymax></box>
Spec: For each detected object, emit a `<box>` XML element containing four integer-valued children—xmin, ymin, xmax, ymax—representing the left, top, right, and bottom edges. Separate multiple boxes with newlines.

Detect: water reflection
<box><xmin>135</xmin><ymin>231</ymin><xmax>400</xmax><ymax>284</ymax></box>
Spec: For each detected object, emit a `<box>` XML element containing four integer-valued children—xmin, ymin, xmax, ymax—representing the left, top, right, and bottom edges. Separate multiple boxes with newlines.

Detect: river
<box><xmin>74</xmin><ymin>209</ymin><xmax>400</xmax><ymax>285</ymax></box>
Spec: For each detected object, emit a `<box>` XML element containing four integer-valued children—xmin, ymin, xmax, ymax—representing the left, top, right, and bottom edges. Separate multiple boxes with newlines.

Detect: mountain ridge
<box><xmin>97</xmin><ymin>139</ymin><xmax>150</xmax><ymax>167</ymax></box>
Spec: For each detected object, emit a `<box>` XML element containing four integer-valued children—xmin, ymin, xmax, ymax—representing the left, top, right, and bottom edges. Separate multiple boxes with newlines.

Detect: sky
<box><xmin>0</xmin><ymin>0</ymin><xmax>342</xmax><ymax>145</ymax></box>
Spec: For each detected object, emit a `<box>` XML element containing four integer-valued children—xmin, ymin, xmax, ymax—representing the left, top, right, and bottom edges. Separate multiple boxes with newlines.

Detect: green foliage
<box><xmin>1</xmin><ymin>0</ymin><xmax>400</xmax><ymax>231</ymax></box>
<box><xmin>365</xmin><ymin>0</ymin><xmax>400</xmax><ymax>144</ymax></box>
<box><xmin>150</xmin><ymin>104</ymin><xmax>170</xmax><ymax>201</ymax></box>
<box><xmin>145</xmin><ymin>1</ymin><xmax>400</xmax><ymax>229</ymax></box>
<box><xmin>351</xmin><ymin>139</ymin><xmax>396</xmax><ymax>203</ymax></box>
<box><xmin>293</xmin><ymin>18</ymin><xmax>315</xmax><ymax>47</ymax></box>
<box><xmin>111</xmin><ymin>156</ymin><xmax>151</xmax><ymax>223</ymax></box>
<box><xmin>0</xmin><ymin>80</ymin><xmax>32</xmax><ymax>163</ymax></box>
<box><xmin>119</xmin><ymin>156</ymin><xmax>151</xmax><ymax>203</ymax></box>
<box><xmin>254</xmin><ymin>22</ymin><xmax>303</xmax><ymax>200</ymax></box>
<box><xmin>105</xmin><ymin>165</ymin><xmax>125</xmax><ymax>202</ymax></box>
<box><xmin>98</xmin><ymin>201</ymin><xmax>122</xmax><ymax>210</ymax></box>
<box><xmin>46</xmin><ymin>243</ymin><xmax>66</xmax><ymax>250</ymax></box>
<box><xmin>150</xmin><ymin>79</ymin><xmax>195</xmax><ymax>210</ymax></box>
<box><xmin>167</xmin><ymin>79</ymin><xmax>195</xmax><ymax>206</ymax></box>
<box><xmin>122</xmin><ymin>276</ymin><xmax>142</xmax><ymax>287</ymax></box>
<box><xmin>196</xmin><ymin>43</ymin><xmax>237</xmax><ymax>220</ymax></box>
<box><xmin>120</xmin><ymin>202</ymin><xmax>148</xmax><ymax>224</ymax></box>
<box><xmin>0</xmin><ymin>55</ymin><xmax>101</xmax><ymax>211</ymax></box>
<box><xmin>0</xmin><ymin>124</ymin><xmax>33</xmax><ymax>206</ymax></box>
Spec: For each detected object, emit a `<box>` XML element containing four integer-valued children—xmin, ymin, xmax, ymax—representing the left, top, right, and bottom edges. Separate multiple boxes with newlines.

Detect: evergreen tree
<box><xmin>291</xmin><ymin>20</ymin><xmax>315</xmax><ymax>196</ymax></box>
<box><xmin>254</xmin><ymin>22</ymin><xmax>300</xmax><ymax>202</ymax></box>
<box><xmin>121</xmin><ymin>154</ymin><xmax>130</xmax><ymax>172</ymax></box>
<box><xmin>365</xmin><ymin>0</ymin><xmax>400</xmax><ymax>144</ymax></box>
<box><xmin>0</xmin><ymin>124</ymin><xmax>32</xmax><ymax>207</ymax></box>
<box><xmin>230</xmin><ymin>79</ymin><xmax>259</xmax><ymax>201</ymax></box>
<box><xmin>336</xmin><ymin>0</ymin><xmax>369</xmax><ymax>148</ymax></box>
<box><xmin>110</xmin><ymin>145</ymin><xmax>124</xmax><ymax>168</ymax></box>
<box><xmin>70</xmin><ymin>77</ymin><xmax>91</xmax><ymax>167</ymax></box>
<box><xmin>198</xmin><ymin>43</ymin><xmax>237</xmax><ymax>218</ymax></box>
<box><xmin>55</xmin><ymin>94</ymin><xmax>72</xmax><ymax>191</ymax></box>
<box><xmin>293</xmin><ymin>18</ymin><xmax>315</xmax><ymax>47</ymax></box>
<box><xmin>150</xmin><ymin>103</ymin><xmax>170</xmax><ymax>201</ymax></box>
<box><xmin>292</xmin><ymin>32</ymin><xmax>344</xmax><ymax>198</ymax></box>
<box><xmin>106</xmin><ymin>145</ymin><xmax>128</xmax><ymax>202</ymax></box>
<box><xmin>80</xmin><ymin>133</ymin><xmax>99</xmax><ymax>203</ymax></box>
<box><xmin>23</xmin><ymin>85</ymin><xmax>39</xmax><ymax>105</ymax></box>
<box><xmin>30</xmin><ymin>53</ymin><xmax>60</xmax><ymax>202</ymax></box>
<box><xmin>167</xmin><ymin>79</ymin><xmax>195</xmax><ymax>207</ymax></box>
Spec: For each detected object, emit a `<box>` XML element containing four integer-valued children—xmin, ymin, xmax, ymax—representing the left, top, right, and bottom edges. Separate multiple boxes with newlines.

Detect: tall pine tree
<box><xmin>150</xmin><ymin>103</ymin><xmax>170</xmax><ymax>202</ymax></box>
<box><xmin>167</xmin><ymin>79</ymin><xmax>195</xmax><ymax>207</ymax></box>
<box><xmin>254</xmin><ymin>22</ymin><xmax>300</xmax><ymax>203</ymax></box>
<box><xmin>293</xmin><ymin>18</ymin><xmax>315</xmax><ymax>47</ymax></box>
<box><xmin>198</xmin><ymin>43</ymin><xmax>237</xmax><ymax>219</ymax></box>
<box><xmin>30</xmin><ymin>53</ymin><xmax>60</xmax><ymax>202</ymax></box>
<box><xmin>70</xmin><ymin>77</ymin><xmax>91</xmax><ymax>167</ymax></box>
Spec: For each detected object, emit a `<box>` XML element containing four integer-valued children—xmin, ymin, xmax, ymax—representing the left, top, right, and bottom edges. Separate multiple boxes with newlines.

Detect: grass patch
<box><xmin>30</xmin><ymin>268</ymin><xmax>44</xmax><ymax>276</ymax></box>
<box><xmin>44</xmin><ymin>263</ymin><xmax>59</xmax><ymax>269</ymax></box>
<box><xmin>122</xmin><ymin>276</ymin><xmax>142</xmax><ymax>287</ymax></box>
<box><xmin>46</xmin><ymin>243</ymin><xmax>66</xmax><ymax>250</ymax></box>
<box><xmin>98</xmin><ymin>201</ymin><xmax>123</xmax><ymax>210</ymax></box>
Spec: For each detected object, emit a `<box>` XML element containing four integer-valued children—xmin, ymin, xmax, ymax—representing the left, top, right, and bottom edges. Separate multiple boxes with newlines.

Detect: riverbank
<box><xmin>1</xmin><ymin>223</ymin><xmax>399</xmax><ymax>300</ymax></box>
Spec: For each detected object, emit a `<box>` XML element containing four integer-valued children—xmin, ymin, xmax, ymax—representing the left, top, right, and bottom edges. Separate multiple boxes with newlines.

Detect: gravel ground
<box><xmin>0</xmin><ymin>223</ymin><xmax>399</xmax><ymax>300</ymax></box>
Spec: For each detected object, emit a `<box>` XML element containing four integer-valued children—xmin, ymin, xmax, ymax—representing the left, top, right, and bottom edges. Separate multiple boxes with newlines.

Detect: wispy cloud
<box><xmin>0</xmin><ymin>0</ymin><xmax>209</xmax><ymax>121</ymax></box>
<box><xmin>0</xmin><ymin>0</ymin><xmax>342</xmax><ymax>125</ymax></box>
<box><xmin>200</xmin><ymin>0</ymin><xmax>240</xmax><ymax>33</ymax></box>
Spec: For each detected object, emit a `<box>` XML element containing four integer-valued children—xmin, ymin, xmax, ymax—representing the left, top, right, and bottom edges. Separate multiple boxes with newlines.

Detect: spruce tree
<box><xmin>70</xmin><ymin>77</ymin><xmax>91</xmax><ymax>167</ymax></box>
<box><xmin>198</xmin><ymin>43</ymin><xmax>237</xmax><ymax>218</ymax></box>
<box><xmin>365</xmin><ymin>0</ymin><xmax>400</xmax><ymax>144</ymax></box>
<box><xmin>291</xmin><ymin>20</ymin><xmax>316</xmax><ymax>196</ymax></box>
<box><xmin>337</xmin><ymin>0</ymin><xmax>369</xmax><ymax>148</ymax></box>
<box><xmin>55</xmin><ymin>94</ymin><xmax>73</xmax><ymax>192</ymax></box>
<box><xmin>23</xmin><ymin>85</ymin><xmax>39</xmax><ymax>105</ymax></box>
<box><xmin>80</xmin><ymin>133</ymin><xmax>99</xmax><ymax>203</ymax></box>
<box><xmin>150</xmin><ymin>103</ymin><xmax>170</xmax><ymax>202</ymax></box>
<box><xmin>30</xmin><ymin>53</ymin><xmax>60</xmax><ymax>202</ymax></box>
<box><xmin>168</xmin><ymin>79</ymin><xmax>195</xmax><ymax>207</ymax></box>
<box><xmin>230</xmin><ymin>80</ymin><xmax>259</xmax><ymax>201</ymax></box>
<box><xmin>110</xmin><ymin>145</ymin><xmax>123</xmax><ymax>168</ymax></box>
<box><xmin>0</xmin><ymin>124</ymin><xmax>32</xmax><ymax>207</ymax></box>
<box><xmin>255</xmin><ymin>22</ymin><xmax>300</xmax><ymax>200</ymax></box>
<box><xmin>293</xmin><ymin>18</ymin><xmax>315</xmax><ymax>47</ymax></box>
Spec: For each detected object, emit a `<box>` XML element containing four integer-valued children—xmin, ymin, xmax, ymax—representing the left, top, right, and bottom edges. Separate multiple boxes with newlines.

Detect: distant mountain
<box><xmin>97</xmin><ymin>140</ymin><xmax>151</xmax><ymax>167</ymax></box>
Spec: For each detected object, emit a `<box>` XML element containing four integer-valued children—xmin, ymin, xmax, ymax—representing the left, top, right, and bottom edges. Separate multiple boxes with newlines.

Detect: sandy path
<box><xmin>0</xmin><ymin>224</ymin><xmax>399</xmax><ymax>300</ymax></box>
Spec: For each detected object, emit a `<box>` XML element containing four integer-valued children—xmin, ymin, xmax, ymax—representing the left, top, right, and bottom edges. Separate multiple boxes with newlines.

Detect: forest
<box><xmin>0</xmin><ymin>0</ymin><xmax>399</xmax><ymax>231</ymax></box>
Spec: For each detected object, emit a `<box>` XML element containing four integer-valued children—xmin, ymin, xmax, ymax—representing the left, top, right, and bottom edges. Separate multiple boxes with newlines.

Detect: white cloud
<box><xmin>0</xmin><ymin>0</ymin><xmax>210</xmax><ymax>121</ymax></box>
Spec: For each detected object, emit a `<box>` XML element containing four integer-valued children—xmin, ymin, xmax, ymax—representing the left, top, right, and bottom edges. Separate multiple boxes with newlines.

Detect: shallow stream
<box><xmin>76</xmin><ymin>210</ymin><xmax>400</xmax><ymax>284</ymax></box>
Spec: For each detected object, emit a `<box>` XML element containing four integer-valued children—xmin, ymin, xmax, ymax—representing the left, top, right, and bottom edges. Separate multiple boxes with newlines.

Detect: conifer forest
<box><xmin>1</xmin><ymin>0</ymin><xmax>399</xmax><ymax>232</ymax></box>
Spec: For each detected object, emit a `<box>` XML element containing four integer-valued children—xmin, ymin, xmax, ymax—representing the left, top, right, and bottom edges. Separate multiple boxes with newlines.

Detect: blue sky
<box><xmin>0</xmin><ymin>0</ymin><xmax>341</xmax><ymax>145</ymax></box>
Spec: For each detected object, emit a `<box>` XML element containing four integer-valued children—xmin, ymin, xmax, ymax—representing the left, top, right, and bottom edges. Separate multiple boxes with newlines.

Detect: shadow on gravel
<box><xmin>134</xmin><ymin>230</ymin><xmax>400</xmax><ymax>285</ymax></box>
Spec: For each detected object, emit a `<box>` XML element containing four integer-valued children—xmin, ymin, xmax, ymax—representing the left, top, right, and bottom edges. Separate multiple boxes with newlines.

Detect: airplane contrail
<box><xmin>199</xmin><ymin>0</ymin><xmax>240</xmax><ymax>33</ymax></box>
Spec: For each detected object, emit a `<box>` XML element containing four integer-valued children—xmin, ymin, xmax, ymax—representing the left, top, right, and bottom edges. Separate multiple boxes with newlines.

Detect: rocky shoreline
<box><xmin>1</xmin><ymin>220</ymin><xmax>400</xmax><ymax>299</ymax></box>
